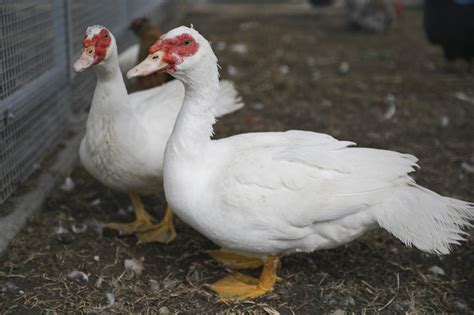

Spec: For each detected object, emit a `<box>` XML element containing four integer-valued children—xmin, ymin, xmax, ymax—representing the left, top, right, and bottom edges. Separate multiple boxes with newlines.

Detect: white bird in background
<box><xmin>128</xmin><ymin>26</ymin><xmax>473</xmax><ymax>300</ymax></box>
<box><xmin>73</xmin><ymin>25</ymin><xmax>243</xmax><ymax>243</ymax></box>
<box><xmin>118</xmin><ymin>43</ymin><xmax>139</xmax><ymax>76</ymax></box>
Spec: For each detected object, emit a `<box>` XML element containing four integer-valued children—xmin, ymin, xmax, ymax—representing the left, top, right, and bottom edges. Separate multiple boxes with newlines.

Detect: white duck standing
<box><xmin>128</xmin><ymin>26</ymin><xmax>473</xmax><ymax>300</ymax></box>
<box><xmin>72</xmin><ymin>25</ymin><xmax>243</xmax><ymax>243</ymax></box>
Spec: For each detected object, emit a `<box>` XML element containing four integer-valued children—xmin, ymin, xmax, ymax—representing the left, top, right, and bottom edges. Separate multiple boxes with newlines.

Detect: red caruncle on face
<box><xmin>83</xmin><ymin>28</ymin><xmax>111</xmax><ymax>64</ymax></box>
<box><xmin>149</xmin><ymin>34</ymin><xmax>199</xmax><ymax>68</ymax></box>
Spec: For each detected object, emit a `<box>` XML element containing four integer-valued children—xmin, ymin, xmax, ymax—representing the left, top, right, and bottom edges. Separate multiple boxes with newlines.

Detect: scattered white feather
<box><xmin>440</xmin><ymin>116</ymin><xmax>449</xmax><ymax>127</ymax></box>
<box><xmin>279</xmin><ymin>65</ymin><xmax>289</xmax><ymax>75</ymax></box>
<box><xmin>453</xmin><ymin>91</ymin><xmax>474</xmax><ymax>105</ymax></box>
<box><xmin>95</xmin><ymin>276</ymin><xmax>104</xmax><ymax>288</ymax></box>
<box><xmin>230</xmin><ymin>43</ymin><xmax>248</xmax><ymax>55</ymax></box>
<box><xmin>94</xmin><ymin>255</ymin><xmax>100</xmax><ymax>261</ymax></box>
<box><xmin>54</xmin><ymin>222</ymin><xmax>68</xmax><ymax>235</ymax></box>
<box><xmin>124</xmin><ymin>258</ymin><xmax>144</xmax><ymax>275</ymax></box>
<box><xmin>216</xmin><ymin>41</ymin><xmax>226</xmax><ymax>51</ymax></box>
<box><xmin>461</xmin><ymin>162</ymin><xmax>474</xmax><ymax>174</ymax></box>
<box><xmin>227</xmin><ymin>65</ymin><xmax>239</xmax><ymax>77</ymax></box>
<box><xmin>338</xmin><ymin>61</ymin><xmax>350</xmax><ymax>74</ymax></box>
<box><xmin>71</xmin><ymin>223</ymin><xmax>87</xmax><ymax>234</ymax></box>
<box><xmin>383</xmin><ymin>103</ymin><xmax>396</xmax><ymax>120</ymax></box>
<box><xmin>90</xmin><ymin>199</ymin><xmax>100</xmax><ymax>207</ymax></box>
<box><xmin>60</xmin><ymin>177</ymin><xmax>75</xmax><ymax>192</ymax></box>
<box><xmin>105</xmin><ymin>292</ymin><xmax>115</xmax><ymax>306</ymax></box>
<box><xmin>252</xmin><ymin>103</ymin><xmax>265</xmax><ymax>111</ymax></box>
<box><xmin>429</xmin><ymin>265</ymin><xmax>446</xmax><ymax>276</ymax></box>
<box><xmin>383</xmin><ymin>94</ymin><xmax>396</xmax><ymax>120</ymax></box>
<box><xmin>239</xmin><ymin>21</ymin><xmax>259</xmax><ymax>31</ymax></box>
<box><xmin>67</xmin><ymin>271</ymin><xmax>89</xmax><ymax>282</ymax></box>
<box><xmin>159</xmin><ymin>306</ymin><xmax>171</xmax><ymax>315</ymax></box>
<box><xmin>162</xmin><ymin>278</ymin><xmax>180</xmax><ymax>289</ymax></box>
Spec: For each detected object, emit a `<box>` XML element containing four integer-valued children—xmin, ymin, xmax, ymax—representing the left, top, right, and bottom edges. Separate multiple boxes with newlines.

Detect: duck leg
<box><xmin>135</xmin><ymin>205</ymin><xmax>177</xmax><ymax>244</ymax></box>
<box><xmin>104</xmin><ymin>194</ymin><xmax>176</xmax><ymax>243</ymax></box>
<box><xmin>210</xmin><ymin>256</ymin><xmax>280</xmax><ymax>300</ymax></box>
<box><xmin>208</xmin><ymin>249</ymin><xmax>263</xmax><ymax>269</ymax></box>
<box><xmin>104</xmin><ymin>193</ymin><xmax>155</xmax><ymax>235</ymax></box>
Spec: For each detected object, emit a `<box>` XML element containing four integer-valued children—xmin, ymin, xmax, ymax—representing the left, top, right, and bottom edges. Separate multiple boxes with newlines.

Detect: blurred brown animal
<box><xmin>130</xmin><ymin>18</ymin><xmax>173</xmax><ymax>90</ymax></box>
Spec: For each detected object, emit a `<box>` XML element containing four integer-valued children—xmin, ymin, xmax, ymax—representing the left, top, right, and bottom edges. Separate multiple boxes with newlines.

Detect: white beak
<box><xmin>127</xmin><ymin>51</ymin><xmax>168</xmax><ymax>79</ymax></box>
<box><xmin>73</xmin><ymin>50</ymin><xmax>96</xmax><ymax>72</ymax></box>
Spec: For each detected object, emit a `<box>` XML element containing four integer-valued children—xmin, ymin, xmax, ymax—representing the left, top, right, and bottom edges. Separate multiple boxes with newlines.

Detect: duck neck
<box><xmin>169</xmin><ymin>59</ymin><xmax>219</xmax><ymax>154</ymax></box>
<box><xmin>89</xmin><ymin>49</ymin><xmax>131</xmax><ymax>118</ymax></box>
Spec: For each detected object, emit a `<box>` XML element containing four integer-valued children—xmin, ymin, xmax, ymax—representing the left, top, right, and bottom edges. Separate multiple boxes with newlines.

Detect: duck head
<box><xmin>127</xmin><ymin>26</ymin><xmax>216</xmax><ymax>80</ymax></box>
<box><xmin>73</xmin><ymin>25</ymin><xmax>116</xmax><ymax>72</ymax></box>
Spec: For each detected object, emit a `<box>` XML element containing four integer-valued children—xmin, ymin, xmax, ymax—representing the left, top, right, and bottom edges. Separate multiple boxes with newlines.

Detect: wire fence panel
<box><xmin>0</xmin><ymin>1</ymin><xmax>65</xmax><ymax>101</ymax></box>
<box><xmin>0</xmin><ymin>0</ymin><xmax>70</xmax><ymax>205</ymax></box>
<box><xmin>0</xmin><ymin>0</ymin><xmax>168</xmax><ymax>205</ymax></box>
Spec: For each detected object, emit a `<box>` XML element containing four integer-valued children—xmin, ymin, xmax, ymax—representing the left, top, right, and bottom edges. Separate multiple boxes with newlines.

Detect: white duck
<box><xmin>128</xmin><ymin>26</ymin><xmax>473</xmax><ymax>300</ymax></box>
<box><xmin>72</xmin><ymin>25</ymin><xmax>244</xmax><ymax>243</ymax></box>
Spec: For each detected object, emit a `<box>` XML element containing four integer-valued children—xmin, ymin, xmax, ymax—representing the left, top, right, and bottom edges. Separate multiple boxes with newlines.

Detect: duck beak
<box><xmin>127</xmin><ymin>51</ymin><xmax>168</xmax><ymax>79</ymax></box>
<box><xmin>73</xmin><ymin>49</ymin><xmax>95</xmax><ymax>72</ymax></box>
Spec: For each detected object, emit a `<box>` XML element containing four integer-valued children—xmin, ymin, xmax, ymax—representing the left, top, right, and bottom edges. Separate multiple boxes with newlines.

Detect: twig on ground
<box><xmin>378</xmin><ymin>273</ymin><xmax>400</xmax><ymax>312</ymax></box>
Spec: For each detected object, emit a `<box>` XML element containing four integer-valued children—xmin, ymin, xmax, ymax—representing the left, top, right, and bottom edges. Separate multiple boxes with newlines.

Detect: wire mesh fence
<box><xmin>0</xmin><ymin>0</ymin><xmax>168</xmax><ymax>205</ymax></box>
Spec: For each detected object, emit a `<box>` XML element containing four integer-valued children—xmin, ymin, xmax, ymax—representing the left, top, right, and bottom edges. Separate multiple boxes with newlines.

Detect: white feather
<box><xmin>376</xmin><ymin>185</ymin><xmax>473</xmax><ymax>255</ymax></box>
<box><xmin>211</xmin><ymin>80</ymin><xmax>244</xmax><ymax>117</ymax></box>
<box><xmin>118</xmin><ymin>43</ymin><xmax>139</xmax><ymax>75</ymax></box>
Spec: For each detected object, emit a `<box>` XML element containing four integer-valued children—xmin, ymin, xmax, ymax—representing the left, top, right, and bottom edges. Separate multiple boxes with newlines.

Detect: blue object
<box><xmin>454</xmin><ymin>0</ymin><xmax>474</xmax><ymax>5</ymax></box>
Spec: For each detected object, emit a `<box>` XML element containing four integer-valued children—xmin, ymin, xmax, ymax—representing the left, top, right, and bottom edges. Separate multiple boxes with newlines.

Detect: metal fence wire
<box><xmin>0</xmin><ymin>0</ymin><xmax>168</xmax><ymax>205</ymax></box>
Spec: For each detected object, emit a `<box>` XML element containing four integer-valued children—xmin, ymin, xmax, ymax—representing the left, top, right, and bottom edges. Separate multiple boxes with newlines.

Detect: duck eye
<box><xmin>183</xmin><ymin>40</ymin><xmax>191</xmax><ymax>46</ymax></box>
<box><xmin>88</xmin><ymin>48</ymin><xmax>93</xmax><ymax>54</ymax></box>
<box><xmin>104</xmin><ymin>34</ymin><xmax>109</xmax><ymax>39</ymax></box>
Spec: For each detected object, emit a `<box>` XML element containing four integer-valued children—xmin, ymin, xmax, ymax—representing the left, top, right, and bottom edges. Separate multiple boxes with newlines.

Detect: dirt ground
<box><xmin>1</xmin><ymin>4</ymin><xmax>473</xmax><ymax>314</ymax></box>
